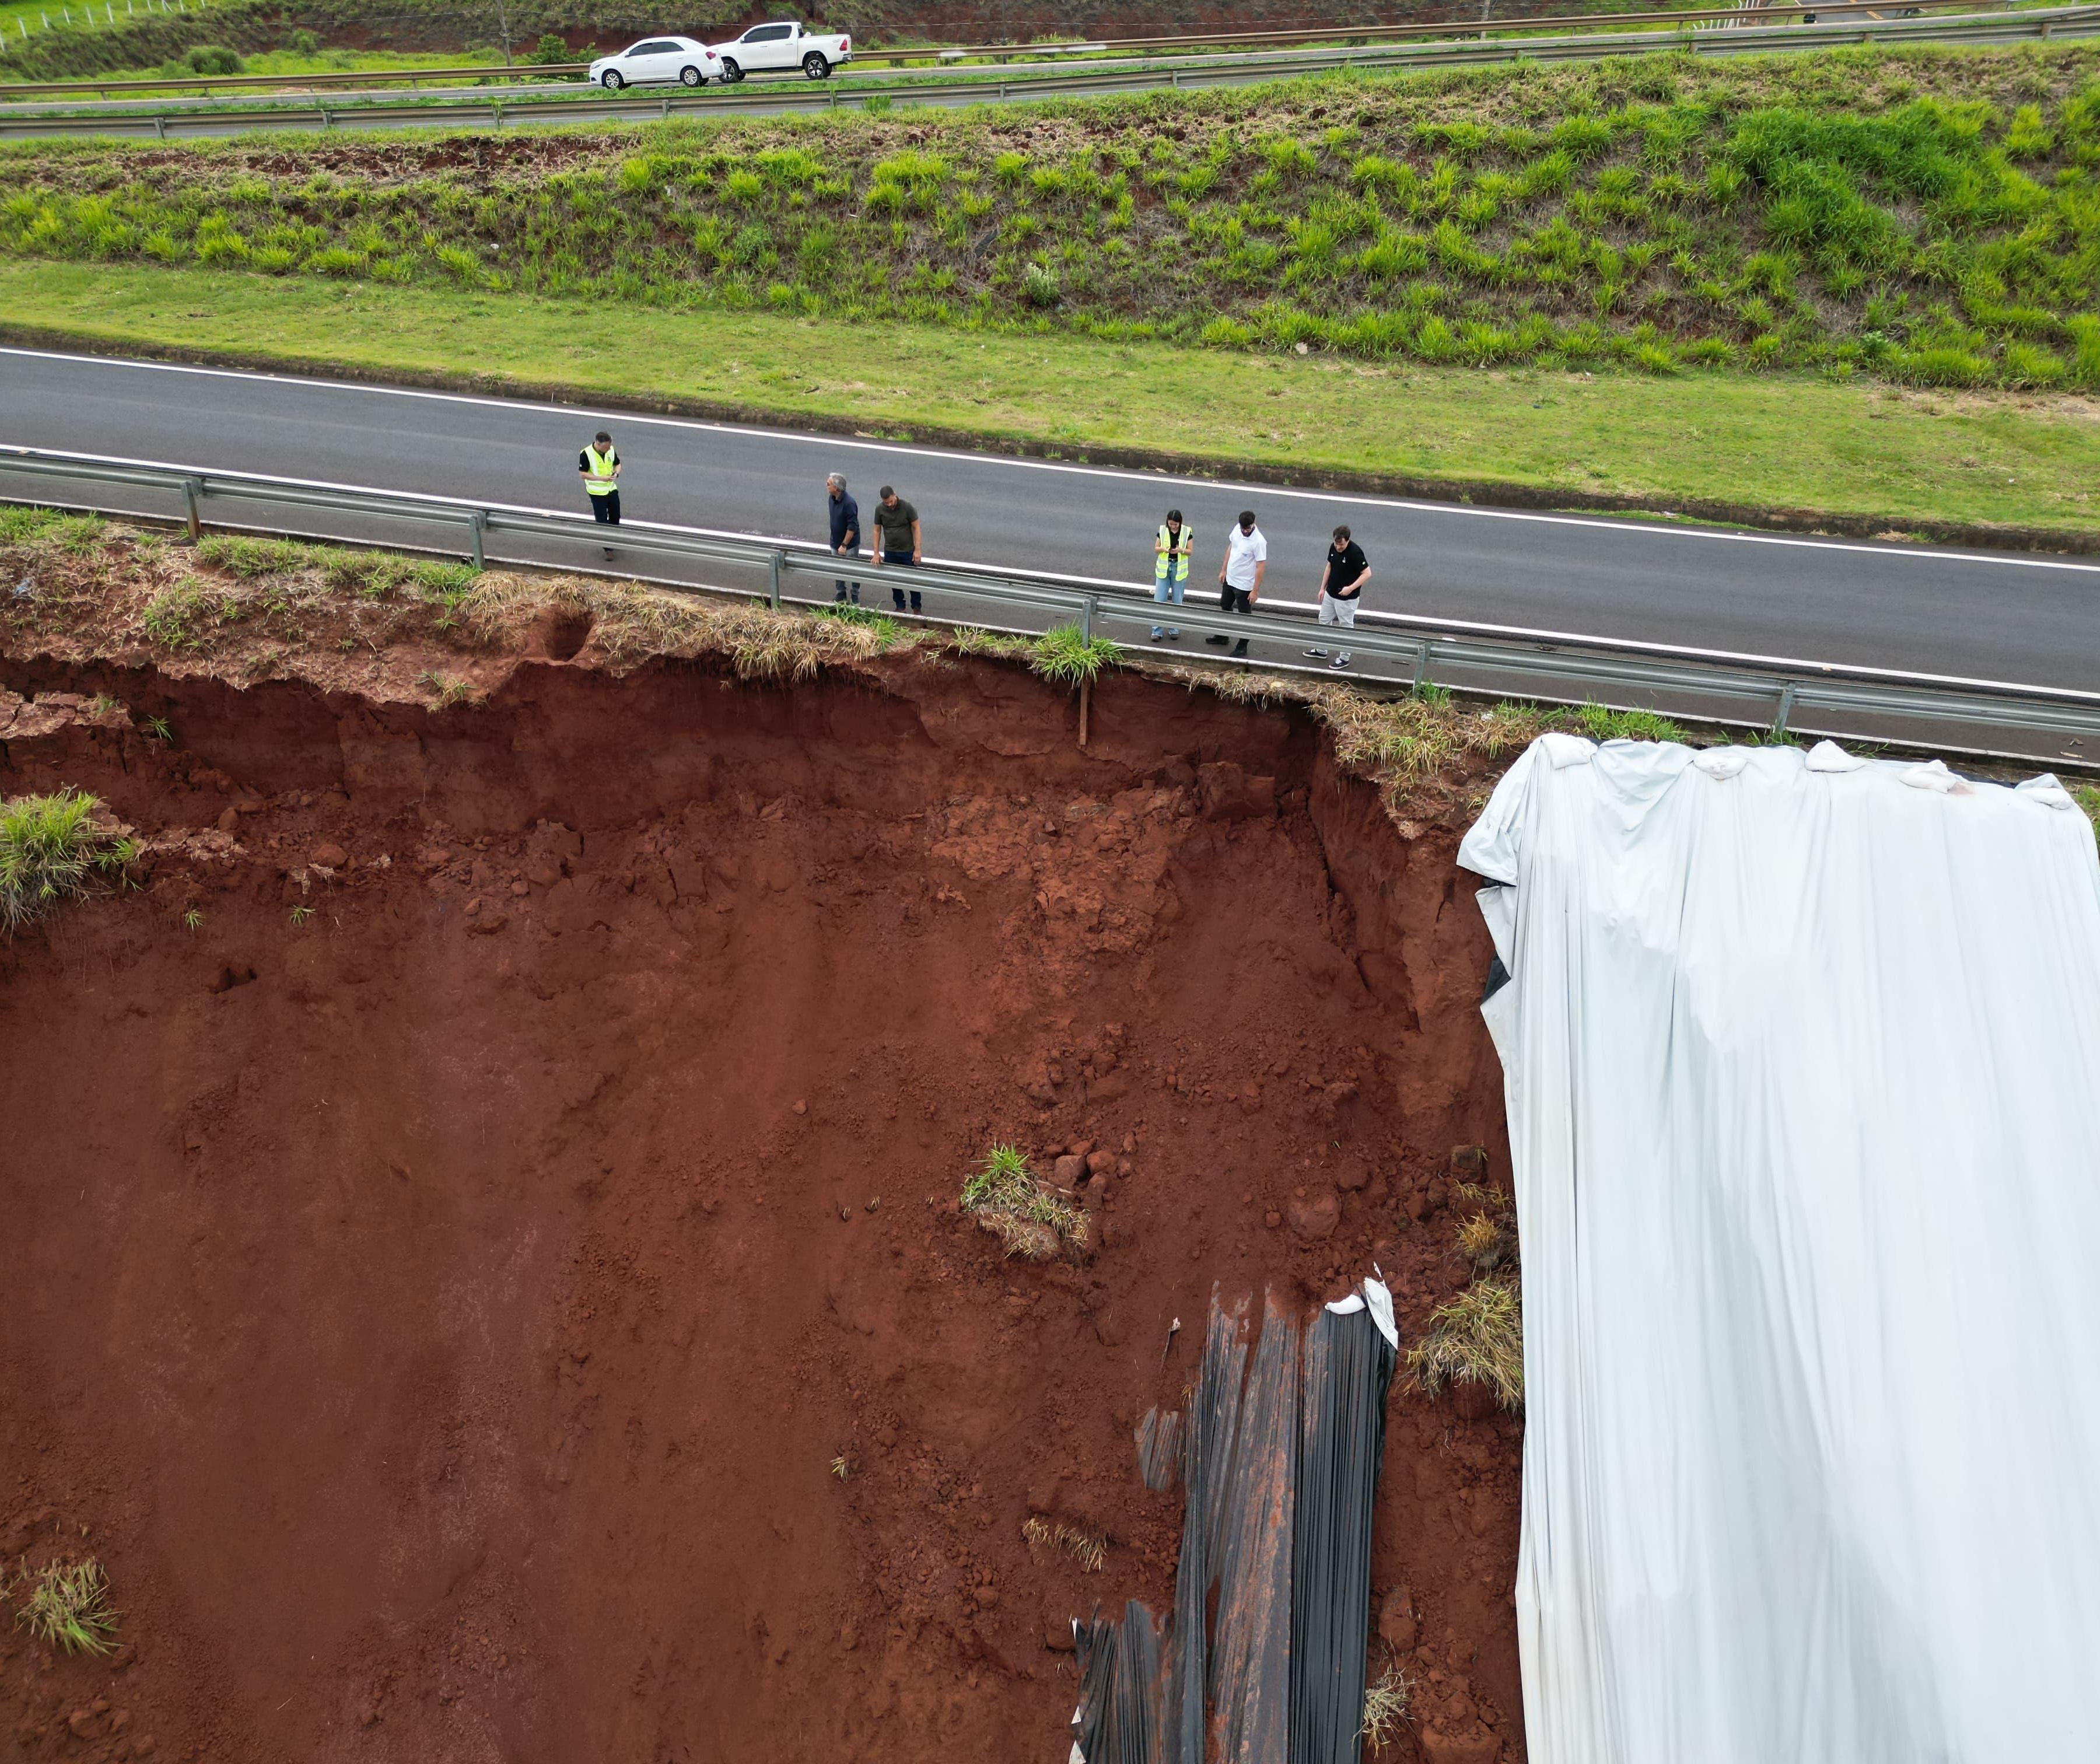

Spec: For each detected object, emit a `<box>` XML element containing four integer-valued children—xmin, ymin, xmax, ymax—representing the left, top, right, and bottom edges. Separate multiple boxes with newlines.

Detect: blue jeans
<box><xmin>1152</xmin><ymin>573</ymin><xmax>1185</xmax><ymax>638</ymax></box>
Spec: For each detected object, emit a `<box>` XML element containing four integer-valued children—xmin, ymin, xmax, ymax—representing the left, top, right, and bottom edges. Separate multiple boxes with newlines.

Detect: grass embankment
<box><xmin>5</xmin><ymin>50</ymin><xmax>2100</xmax><ymax>390</ymax></box>
<box><xmin>0</xmin><ymin>0</ymin><xmax>730</xmax><ymax>80</ymax></box>
<box><xmin>2</xmin><ymin>256</ymin><xmax>2094</xmax><ymax>538</ymax></box>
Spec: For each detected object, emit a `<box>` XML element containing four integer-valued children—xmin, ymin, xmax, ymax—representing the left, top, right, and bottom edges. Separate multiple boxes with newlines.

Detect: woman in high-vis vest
<box><xmin>1151</xmin><ymin>509</ymin><xmax>1192</xmax><ymax>642</ymax></box>
<box><xmin>579</xmin><ymin>429</ymin><xmax>621</xmax><ymax>559</ymax></box>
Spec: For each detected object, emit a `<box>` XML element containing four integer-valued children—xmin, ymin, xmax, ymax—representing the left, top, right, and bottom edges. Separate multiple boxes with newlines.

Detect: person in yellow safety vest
<box><xmin>579</xmin><ymin>429</ymin><xmax>621</xmax><ymax>561</ymax></box>
<box><xmin>1150</xmin><ymin>508</ymin><xmax>1192</xmax><ymax>642</ymax></box>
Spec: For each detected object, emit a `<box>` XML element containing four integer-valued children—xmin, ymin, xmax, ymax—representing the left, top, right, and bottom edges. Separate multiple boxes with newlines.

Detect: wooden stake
<box><xmin>1079</xmin><ymin>678</ymin><xmax>1090</xmax><ymax>748</ymax></box>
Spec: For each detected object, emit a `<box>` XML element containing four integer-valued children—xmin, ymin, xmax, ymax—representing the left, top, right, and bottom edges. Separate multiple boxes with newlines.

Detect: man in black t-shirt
<box><xmin>1305</xmin><ymin>523</ymin><xmax>1371</xmax><ymax>671</ymax></box>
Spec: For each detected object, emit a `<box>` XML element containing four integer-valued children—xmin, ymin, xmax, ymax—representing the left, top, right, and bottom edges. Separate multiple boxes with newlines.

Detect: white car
<box><xmin>707</xmin><ymin>19</ymin><xmax>853</xmax><ymax>82</ymax></box>
<box><xmin>589</xmin><ymin>36</ymin><xmax>722</xmax><ymax>90</ymax></box>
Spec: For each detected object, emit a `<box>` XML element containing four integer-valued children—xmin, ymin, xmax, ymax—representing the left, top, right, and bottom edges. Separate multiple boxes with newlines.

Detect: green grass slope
<box><xmin>4</xmin><ymin>48</ymin><xmax>2098</xmax><ymax>390</ymax></box>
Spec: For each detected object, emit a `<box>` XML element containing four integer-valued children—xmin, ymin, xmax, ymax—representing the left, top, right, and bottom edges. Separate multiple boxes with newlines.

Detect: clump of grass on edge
<box><xmin>0</xmin><ymin>789</ymin><xmax>132</xmax><ymax>936</ymax></box>
<box><xmin>1406</xmin><ymin>1278</ymin><xmax>1524</xmax><ymax>1412</ymax></box>
<box><xmin>2075</xmin><ymin>783</ymin><xmax>2099</xmax><ymax>836</ymax></box>
<box><xmin>1575</xmin><ymin>702</ymin><xmax>1690</xmax><ymax>744</ymax></box>
<box><xmin>139</xmin><ymin>576</ymin><xmax>226</xmax><ymax>650</ymax></box>
<box><xmin>960</xmin><ymin>1142</ymin><xmax>1090</xmax><ymax>1259</ymax></box>
<box><xmin>1022</xmin><ymin>1514</ymin><xmax>1108</xmax><ymax>1573</ymax></box>
<box><xmin>812</xmin><ymin>601</ymin><xmax>903</xmax><ymax>645</ymax></box>
<box><xmin>1029</xmin><ymin>623</ymin><xmax>1119</xmax><ymax>688</ymax></box>
<box><xmin>949</xmin><ymin>625</ymin><xmax>1031</xmax><ymax>660</ymax></box>
<box><xmin>9</xmin><ymin>1559</ymin><xmax>118</xmax><ymax>1657</ymax></box>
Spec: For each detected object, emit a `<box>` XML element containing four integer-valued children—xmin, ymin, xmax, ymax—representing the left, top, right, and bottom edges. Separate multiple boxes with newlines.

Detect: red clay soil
<box><xmin>0</xmin><ymin>646</ymin><xmax>1520</xmax><ymax>1764</ymax></box>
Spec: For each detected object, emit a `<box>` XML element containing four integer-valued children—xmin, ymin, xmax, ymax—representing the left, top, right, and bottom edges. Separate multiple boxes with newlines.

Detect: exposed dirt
<box><xmin>1</xmin><ymin>634</ymin><xmax>1522</xmax><ymax>1763</ymax></box>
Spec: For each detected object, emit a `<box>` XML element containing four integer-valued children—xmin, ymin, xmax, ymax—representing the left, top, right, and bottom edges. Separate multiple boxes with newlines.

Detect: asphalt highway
<box><xmin>2</xmin><ymin>345</ymin><xmax>2096</xmax><ymax>696</ymax></box>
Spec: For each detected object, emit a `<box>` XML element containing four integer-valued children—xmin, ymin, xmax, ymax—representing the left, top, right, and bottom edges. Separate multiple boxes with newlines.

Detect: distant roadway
<box><xmin>2</xmin><ymin>345</ymin><xmax>2096</xmax><ymax>695</ymax></box>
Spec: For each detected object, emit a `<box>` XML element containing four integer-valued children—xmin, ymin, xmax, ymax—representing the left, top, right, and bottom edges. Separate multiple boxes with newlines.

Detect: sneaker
<box><xmin>835</xmin><ymin>587</ymin><xmax>849</xmax><ymax>604</ymax></box>
<box><xmin>1303</xmin><ymin>647</ymin><xmax>1329</xmax><ymax>659</ymax></box>
<box><xmin>601</xmin><ymin>547</ymin><xmax>616</xmax><ymax>562</ymax></box>
<box><xmin>1205</xmin><ymin>634</ymin><xmax>1230</xmax><ymax>647</ymax></box>
<box><xmin>1167</xmin><ymin>629</ymin><xmax>1181</xmax><ymax>640</ymax></box>
<box><xmin>1329</xmin><ymin>653</ymin><xmax>1352</xmax><ymax>670</ymax></box>
<box><xmin>1150</xmin><ymin>629</ymin><xmax>1166</xmax><ymax>642</ymax></box>
<box><xmin>1231</xmin><ymin>640</ymin><xmax>1250</xmax><ymax>658</ymax></box>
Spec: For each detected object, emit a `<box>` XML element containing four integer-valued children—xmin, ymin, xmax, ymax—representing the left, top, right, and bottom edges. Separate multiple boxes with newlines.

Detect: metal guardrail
<box><xmin>2</xmin><ymin>5</ymin><xmax>2092</xmax><ymax>135</ymax></box>
<box><xmin>4</xmin><ymin>446</ymin><xmax>2099</xmax><ymax>761</ymax></box>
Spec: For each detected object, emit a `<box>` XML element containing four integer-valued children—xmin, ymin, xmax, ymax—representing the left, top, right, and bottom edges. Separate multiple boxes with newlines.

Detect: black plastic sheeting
<box><xmin>1290</xmin><ymin>1296</ymin><xmax>1399</xmax><ymax>1763</ymax></box>
<box><xmin>1070</xmin><ymin>1280</ymin><xmax>1398</xmax><ymax>1764</ymax></box>
<box><xmin>1076</xmin><ymin>1601</ymin><xmax>1166</xmax><ymax>1764</ymax></box>
<box><xmin>1135</xmin><ymin>1406</ymin><xmax>1185</xmax><ymax>1493</ymax></box>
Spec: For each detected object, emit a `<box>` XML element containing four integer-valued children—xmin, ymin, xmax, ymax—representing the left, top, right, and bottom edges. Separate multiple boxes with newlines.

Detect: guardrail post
<box><xmin>1409</xmin><ymin>643</ymin><xmax>1430</xmax><ymax>693</ymax></box>
<box><xmin>1081</xmin><ymin>594</ymin><xmax>1096</xmax><ymax>643</ymax></box>
<box><xmin>1772</xmin><ymin>680</ymin><xmax>1797</xmax><ymax>737</ymax></box>
<box><xmin>152</xmin><ymin>113</ymin><xmax>165</xmax><ymax>138</ymax></box>
<box><xmin>181</xmin><ymin>477</ymin><xmax>202</xmax><ymax>542</ymax></box>
<box><xmin>768</xmin><ymin>550</ymin><xmax>783</xmax><ymax>611</ymax></box>
<box><xmin>467</xmin><ymin>510</ymin><xmax>486</xmax><ymax>571</ymax></box>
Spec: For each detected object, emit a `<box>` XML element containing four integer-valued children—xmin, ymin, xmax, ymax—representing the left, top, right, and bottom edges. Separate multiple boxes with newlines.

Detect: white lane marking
<box><xmin>9</xmin><ymin>440</ymin><xmax>2097</xmax><ymax>701</ymax></box>
<box><xmin>6</xmin><ymin>345</ymin><xmax>2095</xmax><ymax>574</ymax></box>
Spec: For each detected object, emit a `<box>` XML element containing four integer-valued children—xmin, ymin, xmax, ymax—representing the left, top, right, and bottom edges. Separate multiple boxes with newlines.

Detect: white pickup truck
<box><xmin>707</xmin><ymin>19</ymin><xmax>852</xmax><ymax>81</ymax></box>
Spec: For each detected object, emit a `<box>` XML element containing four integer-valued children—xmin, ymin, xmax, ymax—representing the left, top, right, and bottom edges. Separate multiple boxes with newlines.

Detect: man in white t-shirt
<box><xmin>1209</xmin><ymin>509</ymin><xmax>1266</xmax><ymax>659</ymax></box>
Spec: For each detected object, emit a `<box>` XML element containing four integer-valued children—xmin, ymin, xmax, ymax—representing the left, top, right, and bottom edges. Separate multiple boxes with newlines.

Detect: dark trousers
<box><xmin>834</xmin><ymin>575</ymin><xmax>862</xmax><ymax>603</ymax></box>
<box><xmin>589</xmin><ymin>489</ymin><xmax>621</xmax><ymax>524</ymax></box>
<box><xmin>886</xmin><ymin>550</ymin><xmax>920</xmax><ymax>612</ymax></box>
<box><xmin>1221</xmin><ymin>583</ymin><xmax>1252</xmax><ymax>655</ymax></box>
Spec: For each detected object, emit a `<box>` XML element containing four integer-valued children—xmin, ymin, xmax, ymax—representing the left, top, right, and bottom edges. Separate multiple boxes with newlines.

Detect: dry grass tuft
<box><xmin>1454</xmin><ymin>1210</ymin><xmax>1513</xmax><ymax>1273</ymax></box>
<box><xmin>8</xmin><ymin>1559</ymin><xmax>118</xmax><ymax>1657</ymax></box>
<box><xmin>1022</xmin><ymin>1515</ymin><xmax>1108</xmax><ymax>1573</ymax></box>
<box><xmin>1452</xmin><ymin>1179</ymin><xmax>1518</xmax><ymax>1273</ymax></box>
<box><xmin>960</xmin><ymin>1143</ymin><xmax>1090</xmax><ymax>1259</ymax></box>
<box><xmin>1360</xmin><ymin>1657</ymin><xmax>1413</xmax><ymax>1750</ymax></box>
<box><xmin>1407</xmin><ymin>1278</ymin><xmax>1524</xmax><ymax>1412</ymax></box>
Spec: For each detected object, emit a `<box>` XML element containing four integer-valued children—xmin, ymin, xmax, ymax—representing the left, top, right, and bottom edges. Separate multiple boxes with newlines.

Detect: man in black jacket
<box><xmin>827</xmin><ymin>473</ymin><xmax>861</xmax><ymax>604</ymax></box>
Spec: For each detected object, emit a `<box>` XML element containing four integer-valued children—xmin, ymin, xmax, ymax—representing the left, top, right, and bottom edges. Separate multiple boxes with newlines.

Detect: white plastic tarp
<box><xmin>1459</xmin><ymin>736</ymin><xmax>2100</xmax><ymax>1764</ymax></box>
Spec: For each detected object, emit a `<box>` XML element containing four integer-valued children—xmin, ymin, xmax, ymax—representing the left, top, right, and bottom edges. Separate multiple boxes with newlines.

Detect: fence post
<box><xmin>768</xmin><ymin>550</ymin><xmax>783</xmax><ymax>610</ymax></box>
<box><xmin>467</xmin><ymin>510</ymin><xmax>486</xmax><ymax>571</ymax></box>
<box><xmin>181</xmin><ymin>477</ymin><xmax>202</xmax><ymax>542</ymax></box>
<box><xmin>1772</xmin><ymin>680</ymin><xmax>1797</xmax><ymax>737</ymax></box>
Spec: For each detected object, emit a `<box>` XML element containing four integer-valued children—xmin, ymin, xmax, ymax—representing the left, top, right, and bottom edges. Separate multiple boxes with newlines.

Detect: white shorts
<box><xmin>1319</xmin><ymin>594</ymin><xmax>1359</xmax><ymax>628</ymax></box>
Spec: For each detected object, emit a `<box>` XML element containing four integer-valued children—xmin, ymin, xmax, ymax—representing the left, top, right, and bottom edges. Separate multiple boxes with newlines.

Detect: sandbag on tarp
<box><xmin>1461</xmin><ymin>736</ymin><xmax>2100</xmax><ymax>1764</ymax></box>
<box><xmin>1290</xmin><ymin>1283</ymin><xmax>1399</xmax><ymax>1764</ymax></box>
